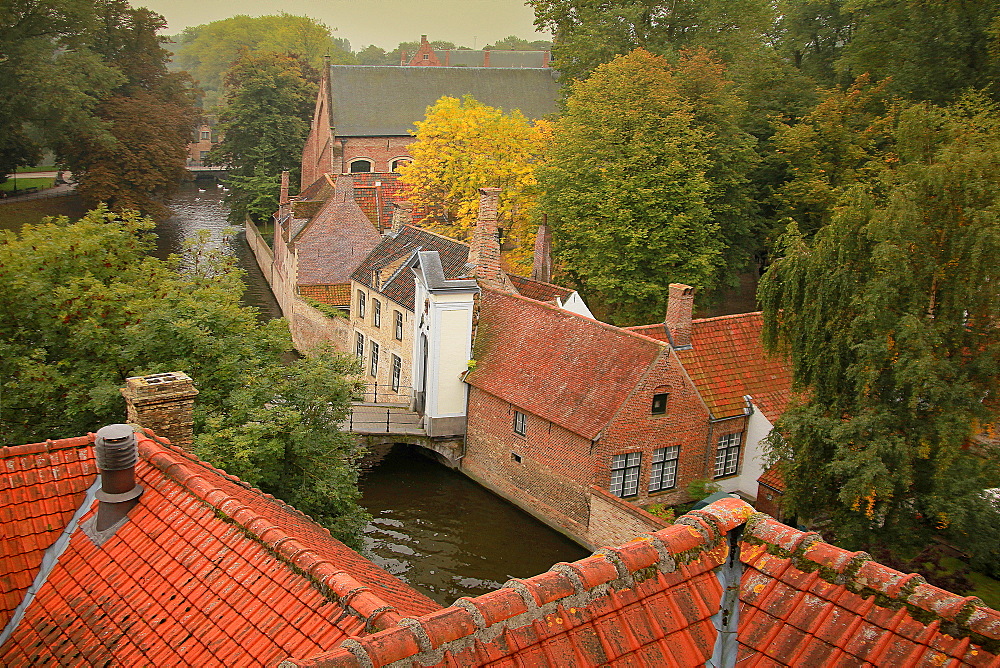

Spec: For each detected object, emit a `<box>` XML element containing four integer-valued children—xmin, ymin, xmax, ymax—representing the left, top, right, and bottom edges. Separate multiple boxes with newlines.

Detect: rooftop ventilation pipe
<box><xmin>94</xmin><ymin>424</ymin><xmax>143</xmax><ymax>532</ymax></box>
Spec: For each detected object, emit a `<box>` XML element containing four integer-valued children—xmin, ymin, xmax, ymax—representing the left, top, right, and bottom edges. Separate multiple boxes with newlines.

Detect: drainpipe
<box><xmin>708</xmin><ymin>525</ymin><xmax>743</xmax><ymax>668</ymax></box>
<box><xmin>94</xmin><ymin>424</ymin><xmax>143</xmax><ymax>532</ymax></box>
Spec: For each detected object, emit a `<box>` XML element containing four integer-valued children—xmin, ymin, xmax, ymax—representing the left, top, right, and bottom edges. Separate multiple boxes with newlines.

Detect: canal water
<box><xmin>159</xmin><ymin>181</ymin><xmax>590</xmax><ymax>605</ymax></box>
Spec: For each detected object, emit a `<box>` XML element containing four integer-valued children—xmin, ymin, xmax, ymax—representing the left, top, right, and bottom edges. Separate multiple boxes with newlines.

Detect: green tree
<box><xmin>209</xmin><ymin>52</ymin><xmax>317</xmax><ymax>224</ymax></box>
<box><xmin>538</xmin><ymin>49</ymin><xmax>720</xmax><ymax>325</ymax></box>
<box><xmin>0</xmin><ymin>209</ymin><xmax>368</xmax><ymax>545</ymax></box>
<box><xmin>50</xmin><ymin>1</ymin><xmax>198</xmax><ymax>218</ymax></box>
<box><xmin>759</xmin><ymin>95</ymin><xmax>1000</xmax><ymax>563</ymax></box>
<box><xmin>775</xmin><ymin>0</ymin><xmax>854</xmax><ymax>86</ymax></box>
<box><xmin>397</xmin><ymin>95</ymin><xmax>551</xmax><ymax>272</ymax></box>
<box><xmin>528</xmin><ymin>0</ymin><xmax>777</xmax><ymax>83</ymax></box>
<box><xmin>771</xmin><ymin>74</ymin><xmax>897</xmax><ymax>239</ymax></box>
<box><xmin>169</xmin><ymin>14</ymin><xmax>354</xmax><ymax>107</ymax></box>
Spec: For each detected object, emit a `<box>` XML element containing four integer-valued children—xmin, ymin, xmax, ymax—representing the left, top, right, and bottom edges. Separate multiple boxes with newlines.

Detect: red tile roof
<box><xmin>465</xmin><ymin>288</ymin><xmax>669</xmax><ymax>440</ymax></box>
<box><xmin>507</xmin><ymin>274</ymin><xmax>574</xmax><ymax>304</ymax></box>
<box><xmin>629</xmin><ymin>313</ymin><xmax>793</xmax><ymax>421</ymax></box>
<box><xmin>292</xmin><ymin>175</ymin><xmax>382</xmax><ymax>287</ymax></box>
<box><xmin>0</xmin><ymin>436</ymin><xmax>97</xmax><ymax>630</ymax></box>
<box><xmin>299</xmin><ymin>284</ymin><xmax>352</xmax><ymax>308</ymax></box>
<box><xmin>0</xmin><ymin>430</ymin><xmax>439</xmax><ymax>666</ymax></box>
<box><xmin>351</xmin><ymin>225</ymin><xmax>468</xmax><ymax>312</ymax></box>
<box><xmin>757</xmin><ymin>466</ymin><xmax>785</xmax><ymax>493</ymax></box>
<box><xmin>277</xmin><ymin>498</ymin><xmax>1000</xmax><ymax>667</ymax></box>
<box><xmin>350</xmin><ymin>173</ymin><xmax>418</xmax><ymax>232</ymax></box>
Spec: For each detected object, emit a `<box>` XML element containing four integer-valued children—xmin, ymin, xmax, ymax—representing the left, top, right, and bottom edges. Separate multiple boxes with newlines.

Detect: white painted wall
<box><xmin>557</xmin><ymin>291</ymin><xmax>595</xmax><ymax>319</ymax></box>
<box><xmin>716</xmin><ymin>403</ymin><xmax>772</xmax><ymax>500</ymax></box>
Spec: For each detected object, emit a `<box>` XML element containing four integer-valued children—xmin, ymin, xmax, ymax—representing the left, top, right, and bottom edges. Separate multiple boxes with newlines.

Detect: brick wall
<box><xmin>587</xmin><ymin>486</ymin><xmax>670</xmax><ymax>548</ymax></box>
<box><xmin>596</xmin><ymin>350</ymin><xmax>714</xmax><ymax>507</ymax></box>
<box><xmin>245</xmin><ymin>219</ymin><xmax>274</xmax><ymax>286</ymax></box>
<box><xmin>341</xmin><ymin>137</ymin><xmax>414</xmax><ymax>174</ymax></box>
<box><xmin>291</xmin><ymin>298</ymin><xmax>350</xmax><ymax>354</ymax></box>
<box><xmin>350</xmin><ymin>282</ymin><xmax>414</xmax><ymax>403</ymax></box>
<box><xmin>463</xmin><ymin>387</ymin><xmax>593</xmax><ymax>534</ymax></box>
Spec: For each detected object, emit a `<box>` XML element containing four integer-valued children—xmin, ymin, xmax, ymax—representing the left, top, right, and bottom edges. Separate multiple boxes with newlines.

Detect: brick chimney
<box><xmin>531</xmin><ymin>219</ymin><xmax>552</xmax><ymax>284</ymax></box>
<box><xmin>120</xmin><ymin>372</ymin><xmax>199</xmax><ymax>448</ymax></box>
<box><xmin>664</xmin><ymin>284</ymin><xmax>695</xmax><ymax>349</ymax></box>
<box><xmin>389</xmin><ymin>200</ymin><xmax>413</xmax><ymax>235</ymax></box>
<box><xmin>280</xmin><ymin>170</ymin><xmax>290</xmax><ymax>206</ymax></box>
<box><xmin>468</xmin><ymin>188</ymin><xmax>503</xmax><ymax>284</ymax></box>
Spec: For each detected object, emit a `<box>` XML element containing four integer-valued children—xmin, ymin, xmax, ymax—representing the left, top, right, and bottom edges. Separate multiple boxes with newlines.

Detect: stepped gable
<box><xmin>628</xmin><ymin>312</ymin><xmax>793</xmax><ymax>421</ymax></box>
<box><xmin>0</xmin><ymin>436</ymin><xmax>96</xmax><ymax>629</ymax></box>
<box><xmin>465</xmin><ymin>287</ymin><xmax>667</xmax><ymax>440</ymax></box>
<box><xmin>278</xmin><ymin>498</ymin><xmax>1000</xmax><ymax>667</ymax></box>
<box><xmin>293</xmin><ymin>175</ymin><xmax>382</xmax><ymax>287</ymax></box>
<box><xmin>351</xmin><ymin>225</ymin><xmax>468</xmax><ymax>311</ymax></box>
<box><xmin>507</xmin><ymin>274</ymin><xmax>574</xmax><ymax>305</ymax></box>
<box><xmin>0</xmin><ymin>430</ymin><xmax>438</xmax><ymax>666</ymax></box>
<box><xmin>327</xmin><ymin>66</ymin><xmax>560</xmax><ymax>137</ymax></box>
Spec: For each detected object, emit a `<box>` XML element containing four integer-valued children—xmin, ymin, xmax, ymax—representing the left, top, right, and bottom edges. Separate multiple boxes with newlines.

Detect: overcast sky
<box><xmin>137</xmin><ymin>0</ymin><xmax>550</xmax><ymax>51</ymax></box>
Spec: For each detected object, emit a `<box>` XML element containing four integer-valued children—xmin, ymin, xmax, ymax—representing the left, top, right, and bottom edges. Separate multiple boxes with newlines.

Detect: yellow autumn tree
<box><xmin>398</xmin><ymin>95</ymin><xmax>551</xmax><ymax>272</ymax></box>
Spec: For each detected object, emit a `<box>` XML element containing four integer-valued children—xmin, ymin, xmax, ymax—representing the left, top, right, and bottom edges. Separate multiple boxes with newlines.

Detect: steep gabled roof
<box><xmin>327</xmin><ymin>66</ymin><xmax>560</xmax><ymax>137</ymax></box>
<box><xmin>351</xmin><ymin>225</ymin><xmax>468</xmax><ymax>312</ymax></box>
<box><xmin>349</xmin><ymin>172</ymin><xmax>414</xmax><ymax>232</ymax></box>
<box><xmin>0</xmin><ymin>430</ymin><xmax>439</xmax><ymax>666</ymax></box>
<box><xmin>507</xmin><ymin>274</ymin><xmax>574</xmax><ymax>304</ymax></box>
<box><xmin>277</xmin><ymin>498</ymin><xmax>1000</xmax><ymax>667</ymax></box>
<box><xmin>628</xmin><ymin>313</ymin><xmax>793</xmax><ymax>421</ymax></box>
<box><xmin>293</xmin><ymin>175</ymin><xmax>382</xmax><ymax>287</ymax></box>
<box><xmin>465</xmin><ymin>288</ymin><xmax>667</xmax><ymax>440</ymax></box>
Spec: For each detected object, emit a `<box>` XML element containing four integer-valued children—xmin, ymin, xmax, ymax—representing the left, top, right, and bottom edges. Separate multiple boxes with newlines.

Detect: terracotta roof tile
<box><xmin>0</xmin><ymin>430</ymin><xmax>439</xmax><ymax>666</ymax></box>
<box><xmin>628</xmin><ymin>313</ymin><xmax>793</xmax><ymax>421</ymax></box>
<box><xmin>507</xmin><ymin>274</ymin><xmax>574</xmax><ymax>304</ymax></box>
<box><xmin>465</xmin><ymin>288</ymin><xmax>667</xmax><ymax>439</ymax></box>
<box><xmin>281</xmin><ymin>499</ymin><xmax>1000</xmax><ymax>667</ymax></box>
<box><xmin>349</xmin><ymin>173</ymin><xmax>420</xmax><ymax>232</ymax></box>
<box><xmin>351</xmin><ymin>225</ymin><xmax>469</xmax><ymax>312</ymax></box>
<box><xmin>298</xmin><ymin>284</ymin><xmax>352</xmax><ymax>308</ymax></box>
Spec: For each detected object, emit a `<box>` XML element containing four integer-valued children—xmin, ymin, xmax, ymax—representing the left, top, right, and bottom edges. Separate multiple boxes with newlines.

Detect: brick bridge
<box><xmin>346</xmin><ymin>402</ymin><xmax>464</xmax><ymax>468</ymax></box>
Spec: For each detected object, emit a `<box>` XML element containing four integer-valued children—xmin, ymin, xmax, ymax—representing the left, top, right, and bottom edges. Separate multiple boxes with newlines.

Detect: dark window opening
<box><xmin>370</xmin><ymin>342</ymin><xmax>379</xmax><ymax>377</ymax></box>
<box><xmin>391</xmin><ymin>355</ymin><xmax>401</xmax><ymax>391</ymax></box>
<box><xmin>355</xmin><ymin>333</ymin><xmax>364</xmax><ymax>361</ymax></box>
<box><xmin>373</xmin><ymin>299</ymin><xmax>381</xmax><ymax>327</ymax></box>
<box><xmin>513</xmin><ymin>410</ymin><xmax>527</xmax><ymax>436</ymax></box>
<box><xmin>511</xmin><ymin>453</ymin><xmax>522</xmax><ymax>464</ymax></box>
<box><xmin>357</xmin><ymin>290</ymin><xmax>366</xmax><ymax>319</ymax></box>
<box><xmin>651</xmin><ymin>393</ymin><xmax>668</xmax><ymax>415</ymax></box>
<box><xmin>394</xmin><ymin>311</ymin><xmax>404</xmax><ymax>340</ymax></box>
<box><xmin>350</xmin><ymin>160</ymin><xmax>372</xmax><ymax>173</ymax></box>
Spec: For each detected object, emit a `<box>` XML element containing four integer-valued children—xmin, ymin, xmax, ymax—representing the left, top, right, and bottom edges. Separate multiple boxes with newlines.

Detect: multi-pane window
<box><xmin>394</xmin><ymin>311</ymin><xmax>404</xmax><ymax>340</ymax></box>
<box><xmin>370</xmin><ymin>342</ymin><xmax>379</xmax><ymax>377</ymax></box>
<box><xmin>610</xmin><ymin>452</ymin><xmax>642</xmax><ymax>498</ymax></box>
<box><xmin>651</xmin><ymin>393</ymin><xmax>669</xmax><ymax>415</ymax></box>
<box><xmin>200</xmin><ymin>130</ymin><xmax>210</xmax><ymax>140</ymax></box>
<box><xmin>513</xmin><ymin>410</ymin><xmax>527</xmax><ymax>436</ymax></box>
<box><xmin>714</xmin><ymin>433</ymin><xmax>742</xmax><ymax>478</ymax></box>
<box><xmin>355</xmin><ymin>333</ymin><xmax>364</xmax><ymax>361</ymax></box>
<box><xmin>649</xmin><ymin>446</ymin><xmax>680</xmax><ymax>492</ymax></box>
<box><xmin>391</xmin><ymin>355</ymin><xmax>402</xmax><ymax>392</ymax></box>
<box><xmin>357</xmin><ymin>290</ymin><xmax>366</xmax><ymax>319</ymax></box>
<box><xmin>373</xmin><ymin>299</ymin><xmax>381</xmax><ymax>327</ymax></box>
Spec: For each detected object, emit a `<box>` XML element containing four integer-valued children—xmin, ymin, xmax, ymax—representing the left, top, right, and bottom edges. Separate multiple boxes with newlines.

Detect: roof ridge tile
<box><xmin>0</xmin><ymin>435</ymin><xmax>94</xmax><ymax>460</ymax></box>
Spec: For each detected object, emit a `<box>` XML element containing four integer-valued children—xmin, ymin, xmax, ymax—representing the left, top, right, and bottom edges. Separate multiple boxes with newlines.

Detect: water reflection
<box><xmin>359</xmin><ymin>444</ymin><xmax>590</xmax><ymax>606</ymax></box>
<box><xmin>156</xmin><ymin>181</ymin><xmax>281</xmax><ymax>321</ymax></box>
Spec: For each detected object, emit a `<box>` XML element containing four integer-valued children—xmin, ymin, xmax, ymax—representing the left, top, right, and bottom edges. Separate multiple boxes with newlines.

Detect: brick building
<box><xmin>402</xmin><ymin>34</ymin><xmax>551</xmax><ymax>68</ymax></box>
<box><xmin>461</xmin><ymin>283</ymin><xmax>793</xmax><ymax>546</ymax></box>
<box><xmin>299</xmin><ymin>63</ymin><xmax>560</xmax><ymax>188</ymax></box>
<box><xmin>186</xmin><ymin>120</ymin><xmax>218</xmax><ymax>166</ymax></box>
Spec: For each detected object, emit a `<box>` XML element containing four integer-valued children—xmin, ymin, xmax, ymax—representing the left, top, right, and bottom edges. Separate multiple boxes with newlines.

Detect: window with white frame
<box><xmin>391</xmin><ymin>355</ymin><xmax>402</xmax><ymax>391</ymax></box>
<box><xmin>357</xmin><ymin>290</ymin><xmax>366</xmax><ymax>319</ymax></box>
<box><xmin>649</xmin><ymin>446</ymin><xmax>679</xmax><ymax>492</ymax></box>
<box><xmin>610</xmin><ymin>452</ymin><xmax>641</xmax><ymax>498</ymax></box>
<box><xmin>355</xmin><ymin>333</ymin><xmax>364</xmax><ymax>361</ymax></box>
<box><xmin>200</xmin><ymin>130</ymin><xmax>210</xmax><ymax>140</ymax></box>
<box><xmin>714</xmin><ymin>433</ymin><xmax>742</xmax><ymax>478</ymax></box>
<box><xmin>373</xmin><ymin>299</ymin><xmax>381</xmax><ymax>327</ymax></box>
<box><xmin>513</xmin><ymin>410</ymin><xmax>527</xmax><ymax>436</ymax></box>
<box><xmin>370</xmin><ymin>341</ymin><xmax>379</xmax><ymax>377</ymax></box>
<box><xmin>394</xmin><ymin>311</ymin><xmax>403</xmax><ymax>340</ymax></box>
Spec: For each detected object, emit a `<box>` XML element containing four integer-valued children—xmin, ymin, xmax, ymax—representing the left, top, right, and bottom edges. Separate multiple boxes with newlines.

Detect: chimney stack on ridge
<box><xmin>389</xmin><ymin>200</ymin><xmax>413</xmax><ymax>235</ymax></box>
<box><xmin>664</xmin><ymin>283</ymin><xmax>695</xmax><ymax>349</ymax></box>
<box><xmin>120</xmin><ymin>372</ymin><xmax>198</xmax><ymax>448</ymax></box>
<box><xmin>467</xmin><ymin>187</ymin><xmax>513</xmax><ymax>291</ymax></box>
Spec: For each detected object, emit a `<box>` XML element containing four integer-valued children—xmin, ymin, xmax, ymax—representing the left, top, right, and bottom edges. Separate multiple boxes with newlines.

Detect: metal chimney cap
<box><xmin>96</xmin><ymin>424</ymin><xmax>135</xmax><ymax>445</ymax></box>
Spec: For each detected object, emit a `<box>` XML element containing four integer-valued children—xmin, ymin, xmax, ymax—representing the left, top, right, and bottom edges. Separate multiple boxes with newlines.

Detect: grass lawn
<box><xmin>940</xmin><ymin>557</ymin><xmax>1000</xmax><ymax>610</ymax></box>
<box><xmin>0</xmin><ymin>194</ymin><xmax>88</xmax><ymax>234</ymax></box>
<box><xmin>1</xmin><ymin>177</ymin><xmax>55</xmax><ymax>193</ymax></box>
<box><xmin>14</xmin><ymin>165</ymin><xmax>57</xmax><ymax>173</ymax></box>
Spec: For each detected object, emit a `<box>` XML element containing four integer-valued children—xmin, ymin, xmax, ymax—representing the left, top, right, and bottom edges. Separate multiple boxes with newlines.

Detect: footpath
<box><xmin>1</xmin><ymin>172</ymin><xmax>76</xmax><ymax>203</ymax></box>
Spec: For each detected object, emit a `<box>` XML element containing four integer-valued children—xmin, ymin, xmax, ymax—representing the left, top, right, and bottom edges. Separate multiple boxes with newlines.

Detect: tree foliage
<box><xmin>169</xmin><ymin>13</ymin><xmax>354</xmax><ymax>107</ymax></box>
<box><xmin>759</xmin><ymin>95</ymin><xmax>1000</xmax><ymax>563</ymax></box>
<box><xmin>537</xmin><ymin>49</ymin><xmax>720</xmax><ymax>325</ymax></box>
<box><xmin>0</xmin><ymin>209</ymin><xmax>368</xmax><ymax>545</ymax></box>
<box><xmin>209</xmin><ymin>52</ymin><xmax>318</xmax><ymax>224</ymax></box>
<box><xmin>398</xmin><ymin>95</ymin><xmax>551</xmax><ymax>271</ymax></box>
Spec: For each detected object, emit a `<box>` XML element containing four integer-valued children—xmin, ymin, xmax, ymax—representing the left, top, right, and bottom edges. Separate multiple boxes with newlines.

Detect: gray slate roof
<box><xmin>328</xmin><ymin>66</ymin><xmax>560</xmax><ymax>137</ymax></box>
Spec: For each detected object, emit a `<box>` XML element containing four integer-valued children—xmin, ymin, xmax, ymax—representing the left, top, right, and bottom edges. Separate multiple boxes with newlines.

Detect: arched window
<box><xmin>391</xmin><ymin>159</ymin><xmax>411</xmax><ymax>172</ymax></box>
<box><xmin>350</xmin><ymin>159</ymin><xmax>372</xmax><ymax>173</ymax></box>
